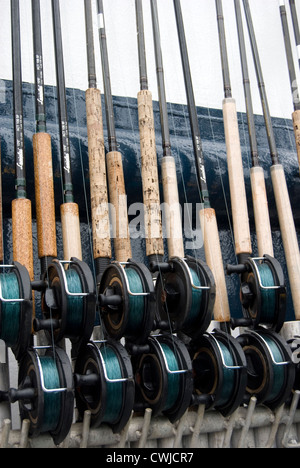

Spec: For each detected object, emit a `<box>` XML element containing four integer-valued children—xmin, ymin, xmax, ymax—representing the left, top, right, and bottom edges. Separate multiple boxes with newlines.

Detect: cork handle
<box><xmin>60</xmin><ymin>202</ymin><xmax>82</xmax><ymax>261</ymax></box>
<box><xmin>12</xmin><ymin>198</ymin><xmax>34</xmax><ymax>281</ymax></box>
<box><xmin>138</xmin><ymin>90</ymin><xmax>164</xmax><ymax>258</ymax></box>
<box><xmin>106</xmin><ymin>151</ymin><xmax>132</xmax><ymax>263</ymax></box>
<box><xmin>271</xmin><ymin>164</ymin><xmax>300</xmax><ymax>320</ymax></box>
<box><xmin>292</xmin><ymin>109</ymin><xmax>300</xmax><ymax>172</ymax></box>
<box><xmin>86</xmin><ymin>88</ymin><xmax>111</xmax><ymax>260</ymax></box>
<box><xmin>250</xmin><ymin>166</ymin><xmax>273</xmax><ymax>257</ymax></box>
<box><xmin>200</xmin><ymin>208</ymin><xmax>231</xmax><ymax>323</ymax></box>
<box><xmin>223</xmin><ymin>98</ymin><xmax>252</xmax><ymax>256</ymax></box>
<box><xmin>161</xmin><ymin>156</ymin><xmax>184</xmax><ymax>259</ymax></box>
<box><xmin>33</xmin><ymin>132</ymin><xmax>57</xmax><ymax>259</ymax></box>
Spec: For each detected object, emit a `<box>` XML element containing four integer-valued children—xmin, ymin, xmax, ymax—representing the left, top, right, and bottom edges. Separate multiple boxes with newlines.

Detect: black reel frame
<box><xmin>0</xmin><ymin>261</ymin><xmax>32</xmax><ymax>361</ymax></box>
<box><xmin>154</xmin><ymin>256</ymin><xmax>215</xmax><ymax>339</ymax></box>
<box><xmin>132</xmin><ymin>334</ymin><xmax>193</xmax><ymax>423</ymax></box>
<box><xmin>237</xmin><ymin>328</ymin><xmax>295</xmax><ymax>410</ymax></box>
<box><xmin>35</xmin><ymin>257</ymin><xmax>96</xmax><ymax>351</ymax></box>
<box><xmin>191</xmin><ymin>330</ymin><xmax>248</xmax><ymax>416</ymax></box>
<box><xmin>74</xmin><ymin>339</ymin><xmax>135</xmax><ymax>433</ymax></box>
<box><xmin>99</xmin><ymin>260</ymin><xmax>156</xmax><ymax>343</ymax></box>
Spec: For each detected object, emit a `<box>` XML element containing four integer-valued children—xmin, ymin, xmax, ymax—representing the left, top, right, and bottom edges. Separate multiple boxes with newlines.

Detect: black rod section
<box><xmin>280</xmin><ymin>2</ymin><xmax>300</xmax><ymax>111</ymax></box>
<box><xmin>289</xmin><ymin>0</ymin><xmax>300</xmax><ymax>68</ymax></box>
<box><xmin>243</xmin><ymin>0</ymin><xmax>280</xmax><ymax>166</ymax></box>
<box><xmin>150</xmin><ymin>0</ymin><xmax>172</xmax><ymax>157</ymax></box>
<box><xmin>32</xmin><ymin>0</ymin><xmax>46</xmax><ymax>133</ymax></box>
<box><xmin>234</xmin><ymin>0</ymin><xmax>259</xmax><ymax>167</ymax></box>
<box><xmin>97</xmin><ymin>0</ymin><xmax>118</xmax><ymax>152</ymax></box>
<box><xmin>84</xmin><ymin>0</ymin><xmax>97</xmax><ymax>89</ymax></box>
<box><xmin>174</xmin><ymin>0</ymin><xmax>210</xmax><ymax>207</ymax></box>
<box><xmin>216</xmin><ymin>0</ymin><xmax>232</xmax><ymax>98</ymax></box>
<box><xmin>136</xmin><ymin>0</ymin><xmax>148</xmax><ymax>91</ymax></box>
<box><xmin>52</xmin><ymin>0</ymin><xmax>74</xmax><ymax>203</ymax></box>
<box><xmin>11</xmin><ymin>0</ymin><xmax>27</xmax><ymax>199</ymax></box>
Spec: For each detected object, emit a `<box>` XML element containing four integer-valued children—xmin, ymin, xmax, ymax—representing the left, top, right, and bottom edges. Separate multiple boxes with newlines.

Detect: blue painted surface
<box><xmin>0</xmin><ymin>80</ymin><xmax>299</xmax><ymax>320</ymax></box>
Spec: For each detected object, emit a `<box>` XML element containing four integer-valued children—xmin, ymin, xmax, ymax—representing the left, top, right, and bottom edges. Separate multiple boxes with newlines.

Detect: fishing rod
<box><xmin>242</xmin><ymin>0</ymin><xmax>300</xmax><ymax>328</ymax></box>
<box><xmin>279</xmin><ymin>0</ymin><xmax>300</xmax><ymax>171</ymax></box>
<box><xmin>289</xmin><ymin>0</ymin><xmax>300</xmax><ymax>69</ymax></box>
<box><xmin>173</xmin><ymin>0</ymin><xmax>247</xmax><ymax>417</ymax></box>
<box><xmin>233</xmin><ymin>0</ymin><xmax>295</xmax><ymax>410</ymax></box>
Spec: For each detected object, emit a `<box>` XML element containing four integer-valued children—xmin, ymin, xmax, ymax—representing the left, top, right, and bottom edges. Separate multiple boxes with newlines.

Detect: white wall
<box><xmin>1</xmin><ymin>0</ymin><xmax>300</xmax><ymax>119</ymax></box>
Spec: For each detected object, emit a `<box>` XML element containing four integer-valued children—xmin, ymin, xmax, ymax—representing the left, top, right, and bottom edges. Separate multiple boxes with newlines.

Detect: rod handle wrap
<box><xmin>199</xmin><ymin>207</ymin><xmax>231</xmax><ymax>323</ymax></box>
<box><xmin>60</xmin><ymin>202</ymin><xmax>82</xmax><ymax>261</ymax></box>
<box><xmin>137</xmin><ymin>90</ymin><xmax>164</xmax><ymax>258</ymax></box>
<box><xmin>222</xmin><ymin>98</ymin><xmax>252</xmax><ymax>256</ymax></box>
<box><xmin>292</xmin><ymin>109</ymin><xmax>300</xmax><ymax>173</ymax></box>
<box><xmin>86</xmin><ymin>88</ymin><xmax>111</xmax><ymax>260</ymax></box>
<box><xmin>33</xmin><ymin>132</ymin><xmax>57</xmax><ymax>259</ymax></box>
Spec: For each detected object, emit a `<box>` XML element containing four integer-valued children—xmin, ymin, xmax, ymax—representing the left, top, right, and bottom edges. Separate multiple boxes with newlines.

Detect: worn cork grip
<box><xmin>60</xmin><ymin>202</ymin><xmax>82</xmax><ymax>262</ymax></box>
<box><xmin>223</xmin><ymin>98</ymin><xmax>252</xmax><ymax>256</ymax></box>
<box><xmin>33</xmin><ymin>132</ymin><xmax>57</xmax><ymax>259</ymax></box>
<box><xmin>250</xmin><ymin>166</ymin><xmax>273</xmax><ymax>257</ymax></box>
<box><xmin>292</xmin><ymin>109</ymin><xmax>300</xmax><ymax>171</ymax></box>
<box><xmin>106</xmin><ymin>151</ymin><xmax>132</xmax><ymax>263</ymax></box>
<box><xmin>138</xmin><ymin>90</ymin><xmax>164</xmax><ymax>258</ymax></box>
<box><xmin>86</xmin><ymin>88</ymin><xmax>111</xmax><ymax>260</ymax></box>
<box><xmin>271</xmin><ymin>164</ymin><xmax>300</xmax><ymax>320</ymax></box>
<box><xmin>200</xmin><ymin>208</ymin><xmax>231</xmax><ymax>323</ymax></box>
<box><xmin>12</xmin><ymin>198</ymin><xmax>34</xmax><ymax>281</ymax></box>
<box><xmin>161</xmin><ymin>156</ymin><xmax>184</xmax><ymax>259</ymax></box>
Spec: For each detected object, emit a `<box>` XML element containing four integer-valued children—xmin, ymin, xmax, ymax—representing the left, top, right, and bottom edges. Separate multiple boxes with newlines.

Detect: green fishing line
<box><xmin>100</xmin><ymin>346</ymin><xmax>123</xmax><ymax>423</ymax></box>
<box><xmin>124</xmin><ymin>268</ymin><xmax>145</xmax><ymax>334</ymax></box>
<box><xmin>258</xmin><ymin>263</ymin><xmax>276</xmax><ymax>323</ymax></box>
<box><xmin>65</xmin><ymin>269</ymin><xmax>84</xmax><ymax>335</ymax></box>
<box><xmin>184</xmin><ymin>267</ymin><xmax>203</xmax><ymax>327</ymax></box>
<box><xmin>160</xmin><ymin>343</ymin><xmax>181</xmax><ymax>411</ymax></box>
<box><xmin>39</xmin><ymin>356</ymin><xmax>62</xmax><ymax>433</ymax></box>
<box><xmin>0</xmin><ymin>272</ymin><xmax>21</xmax><ymax>347</ymax></box>
<box><xmin>218</xmin><ymin>341</ymin><xmax>235</xmax><ymax>407</ymax></box>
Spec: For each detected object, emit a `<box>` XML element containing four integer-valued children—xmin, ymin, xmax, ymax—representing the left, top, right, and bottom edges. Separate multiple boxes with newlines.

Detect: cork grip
<box><xmin>106</xmin><ymin>151</ymin><xmax>132</xmax><ymax>263</ymax></box>
<box><xmin>33</xmin><ymin>132</ymin><xmax>57</xmax><ymax>259</ymax></box>
<box><xmin>292</xmin><ymin>109</ymin><xmax>300</xmax><ymax>171</ymax></box>
<box><xmin>86</xmin><ymin>88</ymin><xmax>111</xmax><ymax>260</ymax></box>
<box><xmin>250</xmin><ymin>167</ymin><xmax>273</xmax><ymax>257</ymax></box>
<box><xmin>200</xmin><ymin>208</ymin><xmax>231</xmax><ymax>323</ymax></box>
<box><xmin>138</xmin><ymin>90</ymin><xmax>164</xmax><ymax>258</ymax></box>
<box><xmin>161</xmin><ymin>156</ymin><xmax>184</xmax><ymax>259</ymax></box>
<box><xmin>60</xmin><ymin>202</ymin><xmax>82</xmax><ymax>262</ymax></box>
<box><xmin>271</xmin><ymin>164</ymin><xmax>300</xmax><ymax>320</ymax></box>
<box><xmin>222</xmin><ymin>98</ymin><xmax>252</xmax><ymax>256</ymax></box>
<box><xmin>12</xmin><ymin>198</ymin><xmax>34</xmax><ymax>281</ymax></box>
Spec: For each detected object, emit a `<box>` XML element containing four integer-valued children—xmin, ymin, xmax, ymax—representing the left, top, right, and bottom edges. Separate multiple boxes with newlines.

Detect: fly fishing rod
<box><xmin>173</xmin><ymin>0</ymin><xmax>247</xmax><ymax>417</ymax></box>
<box><xmin>279</xmin><ymin>0</ymin><xmax>300</xmax><ymax>172</ymax></box>
<box><xmin>96</xmin><ymin>0</ymin><xmax>155</xmax><ymax>345</ymax></box>
<box><xmin>289</xmin><ymin>0</ymin><xmax>300</xmax><ymax>69</ymax></box>
<box><xmin>233</xmin><ymin>0</ymin><xmax>295</xmax><ymax>410</ymax></box>
<box><xmin>243</xmin><ymin>0</ymin><xmax>300</xmax><ymax>327</ymax></box>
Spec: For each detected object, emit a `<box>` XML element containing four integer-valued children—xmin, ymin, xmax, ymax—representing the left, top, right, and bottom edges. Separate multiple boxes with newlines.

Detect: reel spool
<box><xmin>191</xmin><ymin>330</ymin><xmax>247</xmax><ymax>416</ymax></box>
<box><xmin>133</xmin><ymin>334</ymin><xmax>193</xmax><ymax>423</ymax></box>
<box><xmin>154</xmin><ymin>256</ymin><xmax>215</xmax><ymax>339</ymax></box>
<box><xmin>0</xmin><ymin>346</ymin><xmax>74</xmax><ymax>445</ymax></box>
<box><xmin>74</xmin><ymin>340</ymin><xmax>135</xmax><ymax>433</ymax></box>
<box><xmin>229</xmin><ymin>255</ymin><xmax>286</xmax><ymax>332</ymax></box>
<box><xmin>0</xmin><ymin>262</ymin><xmax>32</xmax><ymax>360</ymax></box>
<box><xmin>237</xmin><ymin>328</ymin><xmax>295</xmax><ymax>410</ymax></box>
<box><xmin>99</xmin><ymin>260</ymin><xmax>155</xmax><ymax>343</ymax></box>
<box><xmin>34</xmin><ymin>258</ymin><xmax>96</xmax><ymax>350</ymax></box>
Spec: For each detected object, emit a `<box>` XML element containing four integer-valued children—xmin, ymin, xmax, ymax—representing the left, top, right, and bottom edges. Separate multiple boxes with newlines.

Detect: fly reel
<box><xmin>237</xmin><ymin>328</ymin><xmax>295</xmax><ymax>409</ymax></box>
<box><xmin>74</xmin><ymin>339</ymin><xmax>135</xmax><ymax>433</ymax></box>
<box><xmin>154</xmin><ymin>256</ymin><xmax>215</xmax><ymax>339</ymax></box>
<box><xmin>191</xmin><ymin>330</ymin><xmax>247</xmax><ymax>416</ymax></box>
<box><xmin>34</xmin><ymin>258</ymin><xmax>96</xmax><ymax>351</ymax></box>
<box><xmin>132</xmin><ymin>334</ymin><xmax>193</xmax><ymax>423</ymax></box>
<box><xmin>228</xmin><ymin>255</ymin><xmax>286</xmax><ymax>332</ymax></box>
<box><xmin>0</xmin><ymin>262</ymin><xmax>32</xmax><ymax>360</ymax></box>
<box><xmin>98</xmin><ymin>260</ymin><xmax>155</xmax><ymax>343</ymax></box>
<box><xmin>0</xmin><ymin>346</ymin><xmax>74</xmax><ymax>446</ymax></box>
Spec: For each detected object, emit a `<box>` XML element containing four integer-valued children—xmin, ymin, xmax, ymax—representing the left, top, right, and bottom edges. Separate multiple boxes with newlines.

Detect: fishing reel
<box><xmin>191</xmin><ymin>329</ymin><xmax>247</xmax><ymax>416</ymax></box>
<box><xmin>152</xmin><ymin>256</ymin><xmax>215</xmax><ymax>339</ymax></box>
<box><xmin>0</xmin><ymin>346</ymin><xmax>74</xmax><ymax>446</ymax></box>
<box><xmin>98</xmin><ymin>260</ymin><xmax>156</xmax><ymax>343</ymax></box>
<box><xmin>0</xmin><ymin>262</ymin><xmax>32</xmax><ymax>360</ymax></box>
<box><xmin>74</xmin><ymin>339</ymin><xmax>135</xmax><ymax>433</ymax></box>
<box><xmin>33</xmin><ymin>258</ymin><xmax>96</xmax><ymax>352</ymax></box>
<box><xmin>132</xmin><ymin>334</ymin><xmax>193</xmax><ymax>423</ymax></box>
<box><xmin>237</xmin><ymin>328</ymin><xmax>295</xmax><ymax>410</ymax></box>
<box><xmin>227</xmin><ymin>255</ymin><xmax>286</xmax><ymax>332</ymax></box>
